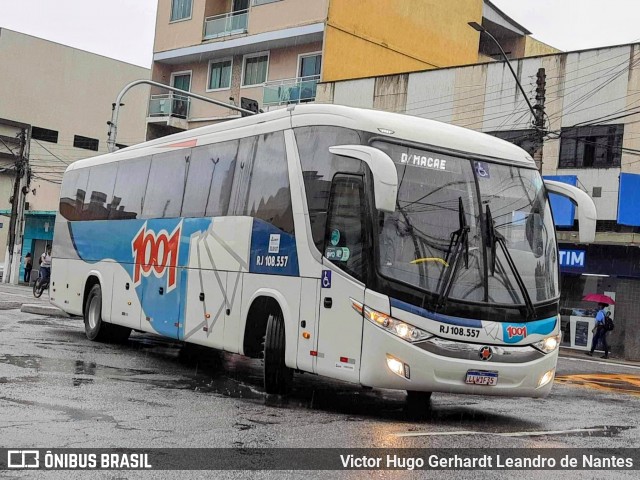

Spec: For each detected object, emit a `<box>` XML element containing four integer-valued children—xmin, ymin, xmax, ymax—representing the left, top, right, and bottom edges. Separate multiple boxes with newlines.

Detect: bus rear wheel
<box><xmin>84</xmin><ymin>284</ymin><xmax>130</xmax><ymax>343</ymax></box>
<box><xmin>263</xmin><ymin>311</ymin><xmax>292</xmax><ymax>395</ymax></box>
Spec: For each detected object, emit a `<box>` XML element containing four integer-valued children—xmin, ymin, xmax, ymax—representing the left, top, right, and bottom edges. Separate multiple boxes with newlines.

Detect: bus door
<box><xmin>315</xmin><ymin>174</ymin><xmax>367</xmax><ymax>383</ymax></box>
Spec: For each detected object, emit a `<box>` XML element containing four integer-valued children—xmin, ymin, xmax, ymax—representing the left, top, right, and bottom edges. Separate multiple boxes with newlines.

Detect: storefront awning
<box><xmin>618</xmin><ymin>173</ymin><xmax>640</xmax><ymax>226</ymax></box>
<box><xmin>0</xmin><ymin>209</ymin><xmax>57</xmax><ymax>217</ymax></box>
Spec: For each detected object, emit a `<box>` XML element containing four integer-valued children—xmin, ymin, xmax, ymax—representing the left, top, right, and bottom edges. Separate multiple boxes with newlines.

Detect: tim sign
<box><xmin>559</xmin><ymin>249</ymin><xmax>586</xmax><ymax>268</ymax></box>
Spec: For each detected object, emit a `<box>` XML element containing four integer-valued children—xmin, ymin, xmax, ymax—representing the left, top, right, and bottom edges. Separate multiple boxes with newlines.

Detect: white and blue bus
<box><xmin>51</xmin><ymin>105</ymin><xmax>596</xmax><ymax>400</ymax></box>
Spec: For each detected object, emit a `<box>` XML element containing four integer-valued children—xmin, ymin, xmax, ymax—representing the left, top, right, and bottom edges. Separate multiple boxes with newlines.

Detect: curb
<box><xmin>0</xmin><ymin>301</ymin><xmax>22</xmax><ymax>310</ymax></box>
<box><xmin>559</xmin><ymin>350</ymin><xmax>640</xmax><ymax>368</ymax></box>
<box><xmin>20</xmin><ymin>303</ymin><xmax>69</xmax><ymax>318</ymax></box>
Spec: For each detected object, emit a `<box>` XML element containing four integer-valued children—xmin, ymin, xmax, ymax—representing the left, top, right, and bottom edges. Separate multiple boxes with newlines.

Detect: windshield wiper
<box><xmin>485</xmin><ymin>205</ymin><xmax>536</xmax><ymax>319</ymax></box>
<box><xmin>436</xmin><ymin>197</ymin><xmax>469</xmax><ymax>309</ymax></box>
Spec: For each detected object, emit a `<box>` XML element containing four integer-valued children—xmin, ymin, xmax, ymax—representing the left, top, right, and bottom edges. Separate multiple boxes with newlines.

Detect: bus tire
<box><xmin>84</xmin><ymin>284</ymin><xmax>111</xmax><ymax>342</ymax></box>
<box><xmin>263</xmin><ymin>311</ymin><xmax>293</xmax><ymax>395</ymax></box>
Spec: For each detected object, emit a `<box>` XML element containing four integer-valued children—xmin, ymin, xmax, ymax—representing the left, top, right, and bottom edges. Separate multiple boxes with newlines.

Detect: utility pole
<box><xmin>3</xmin><ymin>128</ymin><xmax>29</xmax><ymax>284</ymax></box>
<box><xmin>533</xmin><ymin>68</ymin><xmax>546</xmax><ymax>173</ymax></box>
<box><xmin>468</xmin><ymin>23</ymin><xmax>546</xmax><ymax>172</ymax></box>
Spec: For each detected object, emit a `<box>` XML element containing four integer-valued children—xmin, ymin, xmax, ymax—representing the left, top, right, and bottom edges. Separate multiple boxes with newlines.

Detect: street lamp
<box><xmin>468</xmin><ymin>21</ymin><xmax>536</xmax><ymax>119</ymax></box>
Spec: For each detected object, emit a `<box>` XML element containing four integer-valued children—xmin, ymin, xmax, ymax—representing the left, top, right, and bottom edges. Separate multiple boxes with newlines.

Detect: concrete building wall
<box><xmin>524</xmin><ymin>36</ymin><xmax>561</xmax><ymax>57</ymax></box>
<box><xmin>150</xmin><ymin>41</ymin><xmax>322</xmax><ymax>122</ymax></box>
<box><xmin>0</xmin><ymin>29</ymin><xmax>150</xmax><ymax>262</ymax></box>
<box><xmin>322</xmin><ymin>0</ymin><xmax>483</xmax><ymax>82</ymax></box>
<box><xmin>154</xmin><ymin>0</ymin><xmax>328</xmax><ymax>54</ymax></box>
<box><xmin>319</xmin><ymin>43</ymin><xmax>639</xmax><ymax>213</ymax></box>
<box><xmin>248</xmin><ymin>0</ymin><xmax>328</xmax><ymax>35</ymax></box>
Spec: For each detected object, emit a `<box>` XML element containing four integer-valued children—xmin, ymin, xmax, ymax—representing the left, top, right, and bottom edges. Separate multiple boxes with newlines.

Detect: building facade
<box><xmin>148</xmin><ymin>0</ymin><xmax>557</xmax><ymax>138</ymax></box>
<box><xmin>315</xmin><ymin>42</ymin><xmax>640</xmax><ymax>360</ymax></box>
<box><xmin>0</xmin><ymin>29</ymin><xmax>150</xmax><ymax>282</ymax></box>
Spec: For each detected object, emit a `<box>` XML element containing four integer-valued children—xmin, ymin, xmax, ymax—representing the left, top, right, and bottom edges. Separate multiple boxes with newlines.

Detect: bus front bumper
<box><xmin>359</xmin><ymin>321</ymin><xmax>558</xmax><ymax>398</ymax></box>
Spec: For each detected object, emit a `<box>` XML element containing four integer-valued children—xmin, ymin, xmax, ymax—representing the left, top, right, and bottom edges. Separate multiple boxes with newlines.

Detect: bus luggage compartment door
<box><xmin>182</xmin><ymin>269</ymin><xmax>227</xmax><ymax>349</ymax></box>
<box><xmin>111</xmin><ymin>265</ymin><xmax>142</xmax><ymax>330</ymax></box>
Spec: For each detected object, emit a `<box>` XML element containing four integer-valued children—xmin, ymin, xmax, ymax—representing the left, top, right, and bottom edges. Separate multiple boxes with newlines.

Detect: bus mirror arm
<box><xmin>543</xmin><ymin>180</ymin><xmax>597</xmax><ymax>244</ymax></box>
<box><xmin>328</xmin><ymin>145</ymin><xmax>398</xmax><ymax>213</ymax></box>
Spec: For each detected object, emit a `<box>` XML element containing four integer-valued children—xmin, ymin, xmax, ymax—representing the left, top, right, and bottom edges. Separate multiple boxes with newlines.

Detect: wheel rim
<box><xmin>88</xmin><ymin>295</ymin><xmax>101</xmax><ymax>330</ymax></box>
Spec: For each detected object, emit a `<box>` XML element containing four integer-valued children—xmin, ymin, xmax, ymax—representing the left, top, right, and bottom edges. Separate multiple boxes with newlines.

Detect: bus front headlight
<box><xmin>355</xmin><ymin>302</ymin><xmax>432</xmax><ymax>343</ymax></box>
<box><xmin>533</xmin><ymin>333</ymin><xmax>562</xmax><ymax>354</ymax></box>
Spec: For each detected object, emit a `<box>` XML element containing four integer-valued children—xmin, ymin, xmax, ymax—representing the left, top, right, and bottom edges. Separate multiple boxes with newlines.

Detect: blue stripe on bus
<box><xmin>390</xmin><ymin>297</ymin><xmax>558</xmax><ymax>342</ymax></box>
<box><xmin>249</xmin><ymin>219</ymin><xmax>299</xmax><ymax>277</ymax></box>
<box><xmin>70</xmin><ymin>217</ymin><xmax>213</xmax><ymax>340</ymax></box>
<box><xmin>389</xmin><ymin>297</ymin><xmax>483</xmax><ymax>328</ymax></box>
<box><xmin>68</xmin><ymin>217</ymin><xmax>300</xmax><ymax>340</ymax></box>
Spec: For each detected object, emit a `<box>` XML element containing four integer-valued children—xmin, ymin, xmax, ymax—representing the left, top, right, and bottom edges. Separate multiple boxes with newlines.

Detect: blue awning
<box><xmin>543</xmin><ymin>175</ymin><xmax>577</xmax><ymax>227</ymax></box>
<box><xmin>618</xmin><ymin>173</ymin><xmax>640</xmax><ymax>226</ymax></box>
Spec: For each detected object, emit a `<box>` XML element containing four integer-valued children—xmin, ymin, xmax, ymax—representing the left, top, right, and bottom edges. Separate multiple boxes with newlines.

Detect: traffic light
<box><xmin>240</xmin><ymin>97</ymin><xmax>260</xmax><ymax>117</ymax></box>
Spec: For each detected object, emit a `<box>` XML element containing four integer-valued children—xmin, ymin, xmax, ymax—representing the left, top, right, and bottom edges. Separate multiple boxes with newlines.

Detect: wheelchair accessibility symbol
<box><xmin>321</xmin><ymin>270</ymin><xmax>332</xmax><ymax>288</ymax></box>
<box><xmin>474</xmin><ymin>161</ymin><xmax>490</xmax><ymax>178</ymax></box>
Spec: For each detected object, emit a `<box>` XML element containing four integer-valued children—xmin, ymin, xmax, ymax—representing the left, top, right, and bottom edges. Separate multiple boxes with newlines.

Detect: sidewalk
<box><xmin>560</xmin><ymin>346</ymin><xmax>640</xmax><ymax>368</ymax></box>
<box><xmin>0</xmin><ymin>282</ymin><xmax>68</xmax><ymax>317</ymax></box>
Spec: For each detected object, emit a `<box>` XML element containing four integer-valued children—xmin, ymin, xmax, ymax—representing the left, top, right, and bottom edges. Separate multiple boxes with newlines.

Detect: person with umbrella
<box><xmin>586</xmin><ymin>302</ymin><xmax>610</xmax><ymax>359</ymax></box>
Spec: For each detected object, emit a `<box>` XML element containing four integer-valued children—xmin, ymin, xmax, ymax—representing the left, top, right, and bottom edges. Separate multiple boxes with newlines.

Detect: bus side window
<box><xmin>294</xmin><ymin>126</ymin><xmax>363</xmax><ymax>252</ymax></box>
<box><xmin>240</xmin><ymin>131</ymin><xmax>294</xmax><ymax>234</ymax></box>
<box><xmin>182</xmin><ymin>140</ymin><xmax>239</xmax><ymax>218</ymax></box>
<box><xmin>109</xmin><ymin>157</ymin><xmax>151</xmax><ymax>220</ymax></box>
<box><xmin>324</xmin><ymin>174</ymin><xmax>366</xmax><ymax>281</ymax></box>
<box><xmin>81</xmin><ymin>163</ymin><xmax>118</xmax><ymax>221</ymax></box>
<box><xmin>142</xmin><ymin>150</ymin><xmax>190</xmax><ymax>219</ymax></box>
<box><xmin>59</xmin><ymin>170</ymin><xmax>81</xmax><ymax>221</ymax></box>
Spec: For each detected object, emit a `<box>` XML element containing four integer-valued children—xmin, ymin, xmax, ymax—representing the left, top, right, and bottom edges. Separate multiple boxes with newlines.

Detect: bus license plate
<box><xmin>465</xmin><ymin>370</ymin><xmax>498</xmax><ymax>386</ymax></box>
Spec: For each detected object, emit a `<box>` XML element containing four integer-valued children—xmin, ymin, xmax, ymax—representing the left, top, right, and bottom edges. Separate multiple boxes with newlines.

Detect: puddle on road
<box><xmin>394</xmin><ymin>425</ymin><xmax>634</xmax><ymax>438</ymax></box>
<box><xmin>72</xmin><ymin>378</ymin><xmax>94</xmax><ymax>387</ymax></box>
<box><xmin>19</xmin><ymin>319</ymin><xmax>54</xmax><ymax>326</ymax></box>
<box><xmin>0</xmin><ymin>335</ymin><xmax>539</xmax><ymax>423</ymax></box>
<box><xmin>556</xmin><ymin>373</ymin><xmax>640</xmax><ymax>397</ymax></box>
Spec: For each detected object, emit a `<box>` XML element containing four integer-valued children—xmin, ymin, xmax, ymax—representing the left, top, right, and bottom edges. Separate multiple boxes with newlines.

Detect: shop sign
<box><xmin>559</xmin><ymin>249</ymin><xmax>585</xmax><ymax>268</ymax></box>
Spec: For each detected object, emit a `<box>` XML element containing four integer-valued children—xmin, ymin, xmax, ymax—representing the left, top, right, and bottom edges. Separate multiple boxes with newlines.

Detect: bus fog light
<box><xmin>386</xmin><ymin>354</ymin><xmax>410</xmax><ymax>379</ymax></box>
<box><xmin>538</xmin><ymin>368</ymin><xmax>555</xmax><ymax>388</ymax></box>
<box><xmin>533</xmin><ymin>333</ymin><xmax>562</xmax><ymax>354</ymax></box>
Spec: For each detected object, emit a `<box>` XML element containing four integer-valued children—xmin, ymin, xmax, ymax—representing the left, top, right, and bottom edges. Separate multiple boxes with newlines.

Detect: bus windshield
<box><xmin>374</xmin><ymin>141</ymin><xmax>558</xmax><ymax>308</ymax></box>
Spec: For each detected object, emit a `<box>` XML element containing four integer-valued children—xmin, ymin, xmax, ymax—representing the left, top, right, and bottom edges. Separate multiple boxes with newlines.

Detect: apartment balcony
<box><xmin>148</xmin><ymin>93</ymin><xmax>191</xmax><ymax>118</ymax></box>
<box><xmin>262</xmin><ymin>76</ymin><xmax>319</xmax><ymax>106</ymax></box>
<box><xmin>147</xmin><ymin>94</ymin><xmax>191</xmax><ymax>131</ymax></box>
<box><xmin>203</xmin><ymin>10</ymin><xmax>249</xmax><ymax>40</ymax></box>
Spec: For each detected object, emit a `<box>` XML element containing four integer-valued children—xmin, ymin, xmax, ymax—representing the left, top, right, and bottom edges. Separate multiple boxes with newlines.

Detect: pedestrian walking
<box><xmin>23</xmin><ymin>252</ymin><xmax>32</xmax><ymax>283</ymax></box>
<box><xmin>586</xmin><ymin>303</ymin><xmax>610</xmax><ymax>359</ymax></box>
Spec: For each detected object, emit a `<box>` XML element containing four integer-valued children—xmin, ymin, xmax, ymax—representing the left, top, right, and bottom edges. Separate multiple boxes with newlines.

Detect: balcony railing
<box><xmin>263</xmin><ymin>76</ymin><xmax>319</xmax><ymax>106</ymax></box>
<box><xmin>148</xmin><ymin>94</ymin><xmax>191</xmax><ymax>118</ymax></box>
<box><xmin>203</xmin><ymin>10</ymin><xmax>248</xmax><ymax>39</ymax></box>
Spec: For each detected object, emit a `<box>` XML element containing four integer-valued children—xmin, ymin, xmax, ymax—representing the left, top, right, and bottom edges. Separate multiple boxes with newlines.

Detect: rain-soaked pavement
<box><xmin>2</xmin><ymin>305</ymin><xmax>640</xmax><ymax>478</ymax></box>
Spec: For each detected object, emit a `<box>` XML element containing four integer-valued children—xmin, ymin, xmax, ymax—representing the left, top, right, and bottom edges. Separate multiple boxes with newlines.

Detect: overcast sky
<box><xmin>0</xmin><ymin>0</ymin><xmax>638</xmax><ymax>68</ymax></box>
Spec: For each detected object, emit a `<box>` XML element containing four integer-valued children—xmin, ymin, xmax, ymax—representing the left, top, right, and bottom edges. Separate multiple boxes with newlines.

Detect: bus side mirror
<box><xmin>544</xmin><ymin>180</ymin><xmax>597</xmax><ymax>243</ymax></box>
<box><xmin>328</xmin><ymin>145</ymin><xmax>398</xmax><ymax>213</ymax></box>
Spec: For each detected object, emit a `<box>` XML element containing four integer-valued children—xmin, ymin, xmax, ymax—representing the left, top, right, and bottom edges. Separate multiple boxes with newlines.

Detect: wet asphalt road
<box><xmin>1</xmin><ymin>305</ymin><xmax>640</xmax><ymax>479</ymax></box>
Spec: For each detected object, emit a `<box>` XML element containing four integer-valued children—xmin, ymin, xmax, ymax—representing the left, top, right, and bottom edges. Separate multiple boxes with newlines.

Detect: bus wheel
<box><xmin>263</xmin><ymin>311</ymin><xmax>293</xmax><ymax>395</ymax></box>
<box><xmin>84</xmin><ymin>284</ymin><xmax>111</xmax><ymax>342</ymax></box>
